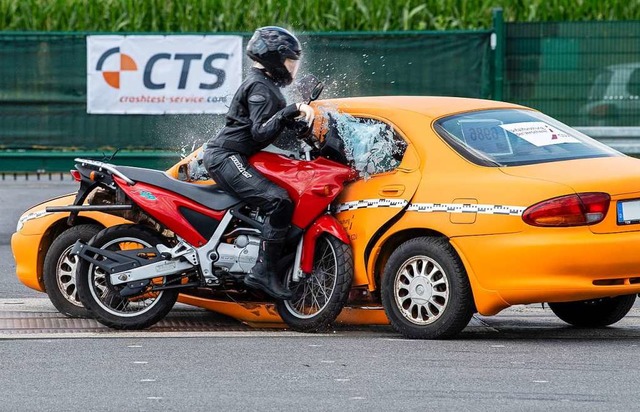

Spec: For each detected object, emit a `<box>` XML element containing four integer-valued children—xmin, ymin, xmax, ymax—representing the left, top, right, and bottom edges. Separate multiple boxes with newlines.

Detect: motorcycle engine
<box><xmin>214</xmin><ymin>234</ymin><xmax>261</xmax><ymax>273</ymax></box>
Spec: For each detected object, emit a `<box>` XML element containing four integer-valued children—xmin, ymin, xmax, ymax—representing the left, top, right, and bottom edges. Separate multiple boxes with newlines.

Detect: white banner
<box><xmin>87</xmin><ymin>35</ymin><xmax>242</xmax><ymax>114</ymax></box>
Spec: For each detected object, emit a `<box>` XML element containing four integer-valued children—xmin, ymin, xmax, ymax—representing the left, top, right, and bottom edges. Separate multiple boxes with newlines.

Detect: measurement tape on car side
<box><xmin>334</xmin><ymin>199</ymin><xmax>525</xmax><ymax>216</ymax></box>
<box><xmin>333</xmin><ymin>199</ymin><xmax>408</xmax><ymax>213</ymax></box>
<box><xmin>408</xmin><ymin>203</ymin><xmax>525</xmax><ymax>216</ymax></box>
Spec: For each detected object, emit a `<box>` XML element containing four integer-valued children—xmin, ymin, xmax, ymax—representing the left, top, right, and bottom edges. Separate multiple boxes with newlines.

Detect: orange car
<box><xmin>12</xmin><ymin>96</ymin><xmax>640</xmax><ymax>338</ymax></box>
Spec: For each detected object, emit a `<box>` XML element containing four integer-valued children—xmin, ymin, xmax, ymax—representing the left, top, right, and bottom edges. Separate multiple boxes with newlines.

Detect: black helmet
<box><xmin>247</xmin><ymin>26</ymin><xmax>301</xmax><ymax>86</ymax></box>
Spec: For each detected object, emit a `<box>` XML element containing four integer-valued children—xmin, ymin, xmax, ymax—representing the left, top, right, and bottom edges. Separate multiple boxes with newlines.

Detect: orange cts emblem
<box><xmin>96</xmin><ymin>47</ymin><xmax>138</xmax><ymax>89</ymax></box>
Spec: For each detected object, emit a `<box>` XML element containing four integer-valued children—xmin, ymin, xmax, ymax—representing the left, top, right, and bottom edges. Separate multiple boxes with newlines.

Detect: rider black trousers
<box><xmin>203</xmin><ymin>150</ymin><xmax>294</xmax><ymax>241</ymax></box>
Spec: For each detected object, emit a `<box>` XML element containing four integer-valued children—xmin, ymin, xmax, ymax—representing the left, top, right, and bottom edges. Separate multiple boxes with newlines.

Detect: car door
<box><xmin>332</xmin><ymin>115</ymin><xmax>422</xmax><ymax>287</ymax></box>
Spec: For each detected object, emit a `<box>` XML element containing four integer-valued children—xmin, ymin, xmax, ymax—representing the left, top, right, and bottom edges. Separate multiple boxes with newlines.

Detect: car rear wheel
<box><xmin>43</xmin><ymin>224</ymin><xmax>102</xmax><ymax>318</ymax></box>
<box><xmin>548</xmin><ymin>295</ymin><xmax>636</xmax><ymax>327</ymax></box>
<box><xmin>381</xmin><ymin>237</ymin><xmax>474</xmax><ymax>339</ymax></box>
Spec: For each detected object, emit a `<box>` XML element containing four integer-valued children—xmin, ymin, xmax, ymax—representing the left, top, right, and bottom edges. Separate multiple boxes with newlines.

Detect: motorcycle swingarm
<box><xmin>69</xmin><ymin>241</ymin><xmax>194</xmax><ymax>286</ymax></box>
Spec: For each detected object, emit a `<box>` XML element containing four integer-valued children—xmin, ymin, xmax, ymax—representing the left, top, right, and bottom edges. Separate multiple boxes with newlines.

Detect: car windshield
<box><xmin>434</xmin><ymin>109</ymin><xmax>621</xmax><ymax>166</ymax></box>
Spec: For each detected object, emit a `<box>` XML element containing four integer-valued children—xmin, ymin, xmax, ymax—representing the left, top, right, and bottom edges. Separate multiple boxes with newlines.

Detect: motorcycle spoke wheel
<box><xmin>276</xmin><ymin>234</ymin><xmax>353</xmax><ymax>332</ymax></box>
<box><xmin>87</xmin><ymin>237</ymin><xmax>164</xmax><ymax>318</ymax></box>
<box><xmin>76</xmin><ymin>224</ymin><xmax>179</xmax><ymax>330</ymax></box>
<box><xmin>287</xmin><ymin>242</ymin><xmax>337</xmax><ymax>318</ymax></box>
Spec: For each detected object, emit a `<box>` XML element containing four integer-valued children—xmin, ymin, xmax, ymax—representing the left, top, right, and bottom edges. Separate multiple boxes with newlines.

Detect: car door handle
<box><xmin>379</xmin><ymin>185</ymin><xmax>405</xmax><ymax>196</ymax></box>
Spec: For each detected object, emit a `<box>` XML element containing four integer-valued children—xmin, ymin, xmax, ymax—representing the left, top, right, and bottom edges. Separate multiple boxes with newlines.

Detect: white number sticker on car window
<box><xmin>500</xmin><ymin>121</ymin><xmax>579</xmax><ymax>147</ymax></box>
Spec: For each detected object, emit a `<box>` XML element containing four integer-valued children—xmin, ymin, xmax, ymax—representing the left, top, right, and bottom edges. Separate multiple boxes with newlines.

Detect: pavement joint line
<box><xmin>0</xmin><ymin>331</ymin><xmax>352</xmax><ymax>340</ymax></box>
<box><xmin>2</xmin><ymin>299</ymin><xmax>640</xmax><ymax>339</ymax></box>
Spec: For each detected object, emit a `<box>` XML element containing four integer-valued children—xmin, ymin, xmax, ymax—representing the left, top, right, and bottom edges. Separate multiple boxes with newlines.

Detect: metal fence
<box><xmin>2</xmin><ymin>18</ymin><xmax>640</xmax><ymax>172</ymax></box>
<box><xmin>0</xmin><ymin>31</ymin><xmax>491</xmax><ymax>152</ymax></box>
<box><xmin>504</xmin><ymin>20</ymin><xmax>640</xmax><ymax>128</ymax></box>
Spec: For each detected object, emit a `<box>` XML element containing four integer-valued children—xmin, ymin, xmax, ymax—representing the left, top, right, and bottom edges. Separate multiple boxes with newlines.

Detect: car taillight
<box><xmin>70</xmin><ymin>170</ymin><xmax>81</xmax><ymax>181</ymax></box>
<box><xmin>522</xmin><ymin>192</ymin><xmax>610</xmax><ymax>227</ymax></box>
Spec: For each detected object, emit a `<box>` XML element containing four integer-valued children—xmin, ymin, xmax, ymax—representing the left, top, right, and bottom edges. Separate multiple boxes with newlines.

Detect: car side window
<box><xmin>325</xmin><ymin>113</ymin><xmax>407</xmax><ymax>178</ymax></box>
<box><xmin>627</xmin><ymin>69</ymin><xmax>640</xmax><ymax>97</ymax></box>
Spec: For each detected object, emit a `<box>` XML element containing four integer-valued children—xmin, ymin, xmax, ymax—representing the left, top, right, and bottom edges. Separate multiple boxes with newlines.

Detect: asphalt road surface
<box><xmin>2</xmin><ymin>178</ymin><xmax>640</xmax><ymax>411</ymax></box>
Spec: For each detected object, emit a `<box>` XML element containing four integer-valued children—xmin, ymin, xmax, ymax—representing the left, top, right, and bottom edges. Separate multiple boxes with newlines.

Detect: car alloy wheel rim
<box><xmin>393</xmin><ymin>255</ymin><xmax>449</xmax><ymax>326</ymax></box>
<box><xmin>88</xmin><ymin>237</ymin><xmax>164</xmax><ymax>318</ymax></box>
<box><xmin>55</xmin><ymin>245</ymin><xmax>84</xmax><ymax>308</ymax></box>
<box><xmin>285</xmin><ymin>238</ymin><xmax>337</xmax><ymax>319</ymax></box>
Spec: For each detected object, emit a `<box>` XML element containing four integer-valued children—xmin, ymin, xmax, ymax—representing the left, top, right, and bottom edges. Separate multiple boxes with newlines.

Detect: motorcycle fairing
<box><xmin>299</xmin><ymin>214</ymin><xmax>350</xmax><ymax>274</ymax></box>
<box><xmin>250</xmin><ymin>152</ymin><xmax>357</xmax><ymax>229</ymax></box>
<box><xmin>113</xmin><ymin>176</ymin><xmax>226</xmax><ymax>247</ymax></box>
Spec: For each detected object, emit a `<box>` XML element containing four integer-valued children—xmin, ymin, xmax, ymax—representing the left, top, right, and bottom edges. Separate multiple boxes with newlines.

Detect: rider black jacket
<box><xmin>205</xmin><ymin>67</ymin><xmax>299</xmax><ymax>157</ymax></box>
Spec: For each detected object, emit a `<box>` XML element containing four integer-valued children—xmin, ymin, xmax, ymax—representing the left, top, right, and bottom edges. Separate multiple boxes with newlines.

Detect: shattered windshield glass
<box><xmin>188</xmin><ymin>110</ymin><xmax>408</xmax><ymax>181</ymax></box>
<box><xmin>325</xmin><ymin>111</ymin><xmax>407</xmax><ymax>178</ymax></box>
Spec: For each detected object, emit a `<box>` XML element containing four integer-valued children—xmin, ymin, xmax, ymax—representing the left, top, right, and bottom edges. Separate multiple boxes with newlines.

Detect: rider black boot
<box><xmin>245</xmin><ymin>240</ymin><xmax>292</xmax><ymax>300</ymax></box>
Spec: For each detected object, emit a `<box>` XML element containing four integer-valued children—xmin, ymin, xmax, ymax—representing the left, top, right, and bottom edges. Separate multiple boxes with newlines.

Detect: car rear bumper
<box><xmin>11</xmin><ymin>232</ymin><xmax>44</xmax><ymax>292</ymax></box>
<box><xmin>452</xmin><ymin>227</ymin><xmax>640</xmax><ymax>314</ymax></box>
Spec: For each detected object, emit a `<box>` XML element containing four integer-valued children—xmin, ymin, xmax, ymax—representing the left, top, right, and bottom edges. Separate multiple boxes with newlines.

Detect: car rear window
<box><xmin>434</xmin><ymin>109</ymin><xmax>621</xmax><ymax>166</ymax></box>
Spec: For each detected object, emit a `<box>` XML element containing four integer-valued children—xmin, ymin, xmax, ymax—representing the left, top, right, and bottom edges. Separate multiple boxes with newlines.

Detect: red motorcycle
<box><xmin>50</xmin><ymin>81</ymin><xmax>358</xmax><ymax>332</ymax></box>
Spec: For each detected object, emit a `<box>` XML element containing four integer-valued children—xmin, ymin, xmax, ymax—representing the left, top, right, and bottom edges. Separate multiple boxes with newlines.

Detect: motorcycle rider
<box><xmin>202</xmin><ymin>26</ymin><xmax>314</xmax><ymax>300</ymax></box>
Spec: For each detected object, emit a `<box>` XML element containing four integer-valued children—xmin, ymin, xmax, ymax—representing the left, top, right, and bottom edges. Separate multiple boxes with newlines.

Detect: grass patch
<box><xmin>0</xmin><ymin>0</ymin><xmax>638</xmax><ymax>32</ymax></box>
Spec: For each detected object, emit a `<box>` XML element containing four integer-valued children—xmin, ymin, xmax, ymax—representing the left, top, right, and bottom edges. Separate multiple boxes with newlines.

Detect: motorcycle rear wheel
<box><xmin>76</xmin><ymin>224</ymin><xmax>179</xmax><ymax>330</ymax></box>
<box><xmin>276</xmin><ymin>234</ymin><xmax>353</xmax><ymax>332</ymax></box>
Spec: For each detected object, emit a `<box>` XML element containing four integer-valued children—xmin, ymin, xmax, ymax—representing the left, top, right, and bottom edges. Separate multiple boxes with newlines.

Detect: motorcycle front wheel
<box><xmin>276</xmin><ymin>234</ymin><xmax>353</xmax><ymax>332</ymax></box>
<box><xmin>76</xmin><ymin>224</ymin><xmax>179</xmax><ymax>330</ymax></box>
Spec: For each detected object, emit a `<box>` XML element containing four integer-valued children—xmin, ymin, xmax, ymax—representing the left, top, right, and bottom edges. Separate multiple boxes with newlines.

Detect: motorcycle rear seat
<box><xmin>115</xmin><ymin>166</ymin><xmax>241</xmax><ymax>211</ymax></box>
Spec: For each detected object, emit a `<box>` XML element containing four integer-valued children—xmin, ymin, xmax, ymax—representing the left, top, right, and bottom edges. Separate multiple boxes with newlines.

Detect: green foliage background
<box><xmin>1</xmin><ymin>0</ymin><xmax>638</xmax><ymax>32</ymax></box>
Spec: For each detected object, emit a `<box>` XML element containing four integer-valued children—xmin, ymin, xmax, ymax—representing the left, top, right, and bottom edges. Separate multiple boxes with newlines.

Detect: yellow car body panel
<box><xmin>177</xmin><ymin>295</ymin><xmax>389</xmax><ymax>327</ymax></box>
<box><xmin>325</xmin><ymin>97</ymin><xmax>640</xmax><ymax>317</ymax></box>
<box><xmin>333</xmin><ymin>111</ymin><xmax>423</xmax><ymax>287</ymax></box>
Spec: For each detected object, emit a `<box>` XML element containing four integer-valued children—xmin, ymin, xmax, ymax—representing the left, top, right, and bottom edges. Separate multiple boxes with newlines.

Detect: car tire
<box><xmin>381</xmin><ymin>237</ymin><xmax>474</xmax><ymax>339</ymax></box>
<box><xmin>43</xmin><ymin>224</ymin><xmax>102</xmax><ymax>318</ymax></box>
<box><xmin>276</xmin><ymin>234</ymin><xmax>353</xmax><ymax>332</ymax></box>
<box><xmin>76</xmin><ymin>224</ymin><xmax>179</xmax><ymax>330</ymax></box>
<box><xmin>548</xmin><ymin>295</ymin><xmax>636</xmax><ymax>327</ymax></box>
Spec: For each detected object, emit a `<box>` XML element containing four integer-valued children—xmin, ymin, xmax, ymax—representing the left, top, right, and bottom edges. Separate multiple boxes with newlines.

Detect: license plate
<box><xmin>617</xmin><ymin>199</ymin><xmax>640</xmax><ymax>225</ymax></box>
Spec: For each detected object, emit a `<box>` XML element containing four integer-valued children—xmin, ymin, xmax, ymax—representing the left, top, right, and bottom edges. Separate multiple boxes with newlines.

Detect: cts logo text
<box><xmin>143</xmin><ymin>53</ymin><xmax>229</xmax><ymax>90</ymax></box>
<box><xmin>96</xmin><ymin>48</ymin><xmax>230</xmax><ymax>90</ymax></box>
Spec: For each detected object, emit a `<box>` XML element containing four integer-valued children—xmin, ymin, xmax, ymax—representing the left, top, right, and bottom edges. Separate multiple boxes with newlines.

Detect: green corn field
<box><xmin>0</xmin><ymin>0</ymin><xmax>638</xmax><ymax>32</ymax></box>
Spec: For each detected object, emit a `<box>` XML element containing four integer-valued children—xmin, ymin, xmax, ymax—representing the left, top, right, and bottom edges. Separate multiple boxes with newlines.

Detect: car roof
<box><xmin>317</xmin><ymin>96</ymin><xmax>528</xmax><ymax>120</ymax></box>
<box><xmin>603</xmin><ymin>62</ymin><xmax>640</xmax><ymax>71</ymax></box>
